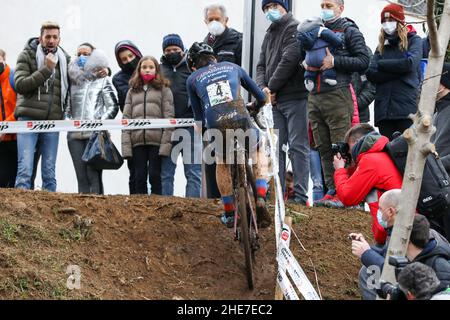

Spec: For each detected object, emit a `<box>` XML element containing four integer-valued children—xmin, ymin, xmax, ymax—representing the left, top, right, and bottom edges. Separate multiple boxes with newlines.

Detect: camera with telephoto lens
<box><xmin>376</xmin><ymin>256</ymin><xmax>409</xmax><ymax>300</ymax></box>
<box><xmin>331</xmin><ymin>142</ymin><xmax>351</xmax><ymax>163</ymax></box>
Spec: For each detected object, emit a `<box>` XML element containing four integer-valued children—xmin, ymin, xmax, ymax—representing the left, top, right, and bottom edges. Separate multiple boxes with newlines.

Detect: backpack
<box><xmin>385</xmin><ymin>135</ymin><xmax>450</xmax><ymax>218</ymax></box>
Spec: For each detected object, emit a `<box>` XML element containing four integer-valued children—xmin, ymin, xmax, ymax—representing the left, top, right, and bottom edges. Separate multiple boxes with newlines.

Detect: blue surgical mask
<box><xmin>77</xmin><ymin>55</ymin><xmax>88</xmax><ymax>68</ymax></box>
<box><xmin>377</xmin><ymin>210</ymin><xmax>389</xmax><ymax>229</ymax></box>
<box><xmin>265</xmin><ymin>8</ymin><xmax>282</xmax><ymax>23</ymax></box>
<box><xmin>320</xmin><ymin>9</ymin><xmax>336</xmax><ymax>22</ymax></box>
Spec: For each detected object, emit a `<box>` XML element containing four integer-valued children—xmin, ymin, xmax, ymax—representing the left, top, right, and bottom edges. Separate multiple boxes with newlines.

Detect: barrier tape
<box><xmin>261</xmin><ymin>103</ymin><xmax>320</xmax><ymax>300</ymax></box>
<box><xmin>0</xmin><ymin>118</ymin><xmax>195</xmax><ymax>134</ymax></box>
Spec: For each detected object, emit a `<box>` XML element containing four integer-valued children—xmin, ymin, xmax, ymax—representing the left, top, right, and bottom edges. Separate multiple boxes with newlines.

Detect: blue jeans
<box><xmin>161</xmin><ymin>126</ymin><xmax>201</xmax><ymax>198</ymax></box>
<box><xmin>15</xmin><ymin>118</ymin><xmax>59</xmax><ymax>191</ymax></box>
<box><xmin>310</xmin><ymin>148</ymin><xmax>324</xmax><ymax>202</ymax></box>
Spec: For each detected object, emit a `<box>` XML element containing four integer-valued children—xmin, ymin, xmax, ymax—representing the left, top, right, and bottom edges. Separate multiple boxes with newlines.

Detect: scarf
<box><xmin>36</xmin><ymin>44</ymin><xmax>69</xmax><ymax>111</ymax></box>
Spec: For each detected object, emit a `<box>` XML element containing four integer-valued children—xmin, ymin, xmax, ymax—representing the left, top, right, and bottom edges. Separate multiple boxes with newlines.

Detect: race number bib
<box><xmin>207</xmin><ymin>80</ymin><xmax>233</xmax><ymax>107</ymax></box>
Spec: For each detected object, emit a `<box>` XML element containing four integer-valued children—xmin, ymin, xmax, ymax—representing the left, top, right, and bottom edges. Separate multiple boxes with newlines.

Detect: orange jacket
<box><xmin>0</xmin><ymin>64</ymin><xmax>17</xmax><ymax>141</ymax></box>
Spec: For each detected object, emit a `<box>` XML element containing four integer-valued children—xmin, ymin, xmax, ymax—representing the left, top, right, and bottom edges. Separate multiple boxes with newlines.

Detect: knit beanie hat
<box><xmin>381</xmin><ymin>3</ymin><xmax>405</xmax><ymax>23</ymax></box>
<box><xmin>261</xmin><ymin>0</ymin><xmax>289</xmax><ymax>12</ymax></box>
<box><xmin>162</xmin><ymin>34</ymin><xmax>185</xmax><ymax>51</ymax></box>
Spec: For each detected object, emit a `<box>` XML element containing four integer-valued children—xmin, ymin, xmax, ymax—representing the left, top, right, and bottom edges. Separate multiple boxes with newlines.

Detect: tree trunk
<box><xmin>379</xmin><ymin>0</ymin><xmax>450</xmax><ymax>287</ymax></box>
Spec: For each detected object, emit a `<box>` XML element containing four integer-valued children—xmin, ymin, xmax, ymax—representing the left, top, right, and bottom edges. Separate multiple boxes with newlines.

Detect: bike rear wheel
<box><xmin>237</xmin><ymin>185</ymin><xmax>254</xmax><ymax>290</ymax></box>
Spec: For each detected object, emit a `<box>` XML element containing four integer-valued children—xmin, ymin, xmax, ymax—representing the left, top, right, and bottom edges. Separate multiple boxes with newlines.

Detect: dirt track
<box><xmin>0</xmin><ymin>189</ymin><xmax>372</xmax><ymax>300</ymax></box>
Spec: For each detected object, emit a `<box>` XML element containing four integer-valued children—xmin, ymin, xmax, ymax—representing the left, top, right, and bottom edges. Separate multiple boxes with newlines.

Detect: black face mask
<box><xmin>0</xmin><ymin>63</ymin><xmax>4</xmax><ymax>75</ymax></box>
<box><xmin>165</xmin><ymin>52</ymin><xmax>183</xmax><ymax>66</ymax></box>
<box><xmin>123</xmin><ymin>57</ymin><xmax>139</xmax><ymax>75</ymax></box>
<box><xmin>42</xmin><ymin>47</ymin><xmax>58</xmax><ymax>55</ymax></box>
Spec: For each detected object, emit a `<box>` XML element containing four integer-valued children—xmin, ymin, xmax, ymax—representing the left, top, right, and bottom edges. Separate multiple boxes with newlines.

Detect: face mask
<box><xmin>377</xmin><ymin>210</ymin><xmax>389</xmax><ymax>229</ymax></box>
<box><xmin>208</xmin><ymin>21</ymin><xmax>226</xmax><ymax>36</ymax></box>
<box><xmin>77</xmin><ymin>55</ymin><xmax>88</xmax><ymax>68</ymax></box>
<box><xmin>166</xmin><ymin>52</ymin><xmax>183</xmax><ymax>66</ymax></box>
<box><xmin>141</xmin><ymin>73</ymin><xmax>156</xmax><ymax>83</ymax></box>
<box><xmin>265</xmin><ymin>8</ymin><xmax>283</xmax><ymax>23</ymax></box>
<box><xmin>123</xmin><ymin>57</ymin><xmax>139</xmax><ymax>74</ymax></box>
<box><xmin>42</xmin><ymin>46</ymin><xmax>58</xmax><ymax>55</ymax></box>
<box><xmin>0</xmin><ymin>62</ymin><xmax>4</xmax><ymax>75</ymax></box>
<box><xmin>382</xmin><ymin>21</ymin><xmax>398</xmax><ymax>35</ymax></box>
<box><xmin>320</xmin><ymin>9</ymin><xmax>336</xmax><ymax>22</ymax></box>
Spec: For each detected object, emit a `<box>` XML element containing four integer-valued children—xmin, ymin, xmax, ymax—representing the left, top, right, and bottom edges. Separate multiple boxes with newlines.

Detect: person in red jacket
<box><xmin>333</xmin><ymin>123</ymin><xmax>403</xmax><ymax>245</ymax></box>
<box><xmin>0</xmin><ymin>49</ymin><xmax>18</xmax><ymax>188</ymax></box>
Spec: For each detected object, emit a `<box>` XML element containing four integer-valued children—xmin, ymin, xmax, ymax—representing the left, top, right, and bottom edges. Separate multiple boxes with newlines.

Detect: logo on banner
<box><xmin>170</xmin><ymin>119</ymin><xmax>177</xmax><ymax>125</ymax></box>
<box><xmin>27</xmin><ymin>121</ymin><xmax>56</xmax><ymax>131</ymax></box>
<box><xmin>125</xmin><ymin>120</ymin><xmax>153</xmax><ymax>128</ymax></box>
<box><xmin>73</xmin><ymin>121</ymin><xmax>103</xmax><ymax>130</ymax></box>
<box><xmin>0</xmin><ymin>124</ymin><xmax>9</xmax><ymax>131</ymax></box>
<box><xmin>176</xmin><ymin>119</ymin><xmax>195</xmax><ymax>125</ymax></box>
<box><xmin>121</xmin><ymin>119</ymin><xmax>128</xmax><ymax>125</ymax></box>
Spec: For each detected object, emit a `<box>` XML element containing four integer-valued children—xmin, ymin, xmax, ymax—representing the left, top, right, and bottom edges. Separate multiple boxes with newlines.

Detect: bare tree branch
<box><xmin>428</xmin><ymin>0</ymin><xmax>440</xmax><ymax>54</ymax></box>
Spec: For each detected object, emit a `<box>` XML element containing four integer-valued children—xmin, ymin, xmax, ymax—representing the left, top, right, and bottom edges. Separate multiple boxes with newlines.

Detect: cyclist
<box><xmin>186</xmin><ymin>42</ymin><xmax>271</xmax><ymax>228</ymax></box>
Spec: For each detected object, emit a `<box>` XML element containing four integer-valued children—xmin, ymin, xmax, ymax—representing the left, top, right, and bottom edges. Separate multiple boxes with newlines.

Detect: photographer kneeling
<box><xmin>333</xmin><ymin>124</ymin><xmax>402</xmax><ymax>245</ymax></box>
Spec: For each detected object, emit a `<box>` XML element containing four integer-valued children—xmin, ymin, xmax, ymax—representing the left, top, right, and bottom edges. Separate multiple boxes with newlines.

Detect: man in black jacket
<box><xmin>112</xmin><ymin>40</ymin><xmax>142</xmax><ymax>195</ymax></box>
<box><xmin>203</xmin><ymin>4</ymin><xmax>242</xmax><ymax>66</ymax></box>
<box><xmin>406</xmin><ymin>214</ymin><xmax>450</xmax><ymax>294</ymax></box>
<box><xmin>432</xmin><ymin>62</ymin><xmax>450</xmax><ymax>241</ymax></box>
<box><xmin>256</xmin><ymin>0</ymin><xmax>310</xmax><ymax>205</ymax></box>
<box><xmin>308</xmin><ymin>0</ymin><xmax>370</xmax><ymax>207</ymax></box>
<box><xmin>160</xmin><ymin>34</ymin><xmax>201</xmax><ymax>198</ymax></box>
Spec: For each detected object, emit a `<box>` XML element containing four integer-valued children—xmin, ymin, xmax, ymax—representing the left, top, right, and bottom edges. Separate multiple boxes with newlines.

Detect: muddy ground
<box><xmin>0</xmin><ymin>189</ymin><xmax>372</xmax><ymax>300</ymax></box>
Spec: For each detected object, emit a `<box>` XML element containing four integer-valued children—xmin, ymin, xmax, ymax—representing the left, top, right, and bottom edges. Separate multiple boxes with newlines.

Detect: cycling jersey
<box><xmin>186</xmin><ymin>61</ymin><xmax>265</xmax><ymax>128</ymax></box>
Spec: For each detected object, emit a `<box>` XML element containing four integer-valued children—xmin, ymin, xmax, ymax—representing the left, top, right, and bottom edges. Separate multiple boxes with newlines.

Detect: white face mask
<box><xmin>382</xmin><ymin>21</ymin><xmax>397</xmax><ymax>35</ymax></box>
<box><xmin>208</xmin><ymin>21</ymin><xmax>226</xmax><ymax>36</ymax></box>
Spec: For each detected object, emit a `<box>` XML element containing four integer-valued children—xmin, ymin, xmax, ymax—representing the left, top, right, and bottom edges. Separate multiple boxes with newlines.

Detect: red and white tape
<box><xmin>0</xmin><ymin>118</ymin><xmax>195</xmax><ymax>134</ymax></box>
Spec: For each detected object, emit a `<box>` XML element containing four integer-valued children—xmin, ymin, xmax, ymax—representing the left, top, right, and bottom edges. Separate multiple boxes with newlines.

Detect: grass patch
<box><xmin>0</xmin><ymin>219</ymin><xmax>19</xmax><ymax>243</ymax></box>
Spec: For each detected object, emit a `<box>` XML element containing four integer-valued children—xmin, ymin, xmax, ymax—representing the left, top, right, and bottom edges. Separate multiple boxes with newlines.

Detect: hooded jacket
<box><xmin>14</xmin><ymin>37</ymin><xmax>70</xmax><ymax>120</ymax></box>
<box><xmin>122</xmin><ymin>85</ymin><xmax>174</xmax><ymax>158</ymax></box>
<box><xmin>160</xmin><ymin>55</ymin><xmax>193</xmax><ymax>119</ymax></box>
<box><xmin>0</xmin><ymin>64</ymin><xmax>17</xmax><ymax>141</ymax></box>
<box><xmin>67</xmin><ymin>50</ymin><xmax>119</xmax><ymax>140</ymax></box>
<box><xmin>414</xmin><ymin>230</ymin><xmax>450</xmax><ymax>292</ymax></box>
<box><xmin>112</xmin><ymin>41</ymin><xmax>143</xmax><ymax>112</ymax></box>
<box><xmin>256</xmin><ymin>12</ymin><xmax>308</xmax><ymax>103</ymax></box>
<box><xmin>334</xmin><ymin>133</ymin><xmax>403</xmax><ymax>244</ymax></box>
<box><xmin>367</xmin><ymin>25</ymin><xmax>422</xmax><ymax>125</ymax></box>
<box><xmin>205</xmin><ymin>27</ymin><xmax>242</xmax><ymax>66</ymax></box>
<box><xmin>307</xmin><ymin>17</ymin><xmax>370</xmax><ymax>95</ymax></box>
<box><xmin>433</xmin><ymin>93</ymin><xmax>450</xmax><ymax>173</ymax></box>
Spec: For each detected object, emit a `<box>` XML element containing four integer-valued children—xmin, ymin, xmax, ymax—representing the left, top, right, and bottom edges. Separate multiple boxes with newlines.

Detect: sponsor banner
<box><xmin>0</xmin><ymin>118</ymin><xmax>195</xmax><ymax>134</ymax></box>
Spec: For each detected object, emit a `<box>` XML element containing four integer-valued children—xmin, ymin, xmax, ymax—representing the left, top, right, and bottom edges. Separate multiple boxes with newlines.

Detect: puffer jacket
<box><xmin>308</xmin><ymin>17</ymin><xmax>370</xmax><ymax>95</ymax></box>
<box><xmin>334</xmin><ymin>133</ymin><xmax>403</xmax><ymax>244</ymax></box>
<box><xmin>67</xmin><ymin>52</ymin><xmax>119</xmax><ymax>140</ymax></box>
<box><xmin>432</xmin><ymin>93</ymin><xmax>450</xmax><ymax>172</ymax></box>
<box><xmin>256</xmin><ymin>12</ymin><xmax>308</xmax><ymax>104</ymax></box>
<box><xmin>0</xmin><ymin>64</ymin><xmax>17</xmax><ymax>141</ymax></box>
<box><xmin>367</xmin><ymin>25</ymin><xmax>422</xmax><ymax>125</ymax></box>
<box><xmin>14</xmin><ymin>37</ymin><xmax>70</xmax><ymax>120</ymax></box>
<box><xmin>122</xmin><ymin>85</ymin><xmax>174</xmax><ymax>158</ymax></box>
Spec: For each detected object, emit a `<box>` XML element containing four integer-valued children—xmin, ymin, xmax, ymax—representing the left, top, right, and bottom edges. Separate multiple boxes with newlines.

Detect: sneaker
<box><xmin>305</xmin><ymin>79</ymin><xmax>314</xmax><ymax>92</ymax></box>
<box><xmin>256</xmin><ymin>197</ymin><xmax>272</xmax><ymax>228</ymax></box>
<box><xmin>314</xmin><ymin>194</ymin><xmax>335</xmax><ymax>207</ymax></box>
<box><xmin>314</xmin><ymin>194</ymin><xmax>344</xmax><ymax>209</ymax></box>
<box><xmin>220</xmin><ymin>212</ymin><xmax>235</xmax><ymax>228</ymax></box>
<box><xmin>324</xmin><ymin>79</ymin><xmax>337</xmax><ymax>86</ymax></box>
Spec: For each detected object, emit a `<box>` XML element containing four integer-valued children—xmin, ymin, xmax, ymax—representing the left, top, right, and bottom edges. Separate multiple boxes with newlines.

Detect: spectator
<box><xmin>432</xmin><ymin>62</ymin><xmax>450</xmax><ymax>241</ymax></box>
<box><xmin>122</xmin><ymin>56</ymin><xmax>174</xmax><ymax>195</ymax></box>
<box><xmin>204</xmin><ymin>3</ymin><xmax>242</xmax><ymax>66</ymax></box>
<box><xmin>308</xmin><ymin>123</ymin><xmax>324</xmax><ymax>203</ymax></box>
<box><xmin>406</xmin><ymin>214</ymin><xmax>450</xmax><ymax>293</ymax></box>
<box><xmin>160</xmin><ymin>34</ymin><xmax>201</xmax><ymax>198</ymax></box>
<box><xmin>256</xmin><ymin>0</ymin><xmax>310</xmax><ymax>205</ymax></box>
<box><xmin>308</xmin><ymin>0</ymin><xmax>370</xmax><ymax>207</ymax></box>
<box><xmin>112</xmin><ymin>40</ymin><xmax>143</xmax><ymax>195</ymax></box>
<box><xmin>203</xmin><ymin>3</ymin><xmax>243</xmax><ymax>198</ymax></box>
<box><xmin>0</xmin><ymin>49</ymin><xmax>18</xmax><ymax>188</ymax></box>
<box><xmin>366</xmin><ymin>3</ymin><xmax>422</xmax><ymax>140</ymax></box>
<box><xmin>14</xmin><ymin>21</ymin><xmax>70</xmax><ymax>192</ymax></box>
<box><xmin>334</xmin><ymin>124</ymin><xmax>403</xmax><ymax>244</ymax></box>
<box><xmin>350</xmin><ymin>46</ymin><xmax>376</xmax><ymax>123</ymax></box>
<box><xmin>67</xmin><ymin>44</ymin><xmax>119</xmax><ymax>194</ymax></box>
<box><xmin>397</xmin><ymin>262</ymin><xmax>444</xmax><ymax>300</ymax></box>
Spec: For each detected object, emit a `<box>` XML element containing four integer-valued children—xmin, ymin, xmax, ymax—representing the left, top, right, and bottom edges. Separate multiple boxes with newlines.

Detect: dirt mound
<box><xmin>0</xmin><ymin>189</ymin><xmax>372</xmax><ymax>300</ymax></box>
